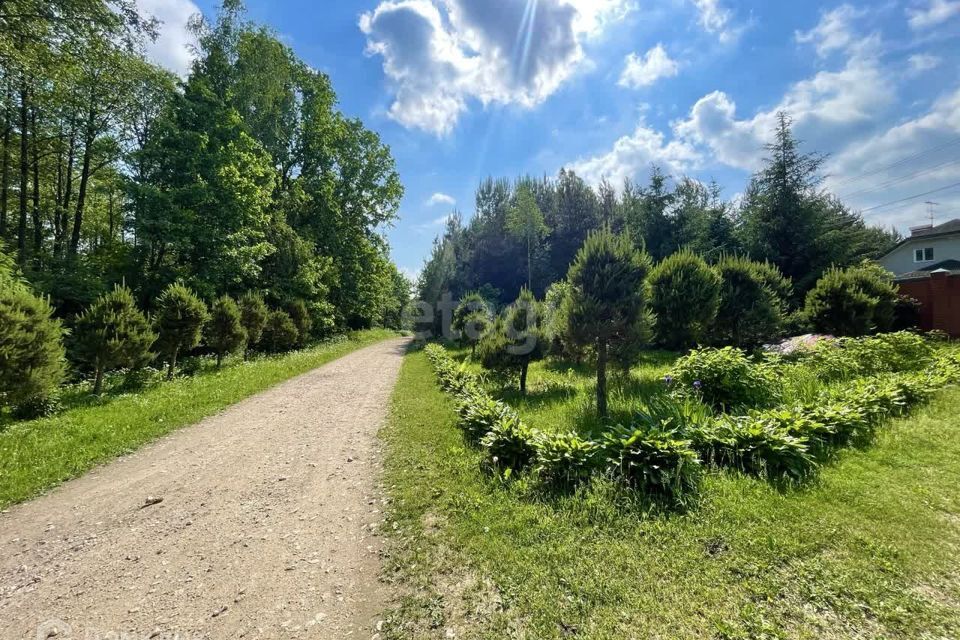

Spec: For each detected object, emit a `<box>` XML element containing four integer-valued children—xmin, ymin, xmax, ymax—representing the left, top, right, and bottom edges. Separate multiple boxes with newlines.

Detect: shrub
<box><xmin>793</xmin><ymin>331</ymin><xmax>935</xmax><ymax>383</ymax></box>
<box><xmin>453</xmin><ymin>292</ymin><xmax>494</xmax><ymax>355</ymax></box>
<box><xmin>670</xmin><ymin>347</ymin><xmax>782</xmax><ymax>411</ymax></box>
<box><xmin>602</xmin><ymin>426</ymin><xmax>700</xmax><ymax>502</ymax></box>
<box><xmin>455</xmin><ymin>391</ymin><xmax>514</xmax><ymax>441</ymax></box>
<box><xmin>711</xmin><ymin>255</ymin><xmax>786</xmax><ymax>348</ymax></box>
<box><xmin>477</xmin><ymin>288</ymin><xmax>548</xmax><ymax>394</ymax></box>
<box><xmin>72</xmin><ymin>285</ymin><xmax>156</xmax><ymax>394</ymax></box>
<box><xmin>154</xmin><ymin>283</ymin><xmax>209</xmax><ymax>380</ymax></box>
<box><xmin>700</xmin><ymin>416</ymin><xmax>813</xmax><ymax>480</ymax></box>
<box><xmin>239</xmin><ymin>292</ymin><xmax>269</xmax><ymax>356</ymax></box>
<box><xmin>0</xmin><ymin>278</ymin><xmax>66</xmax><ymax>410</ymax></box>
<box><xmin>308</xmin><ymin>299</ymin><xmax>337</xmax><ymax>339</ymax></box>
<box><xmin>205</xmin><ymin>295</ymin><xmax>247</xmax><ymax>367</ymax></box>
<box><xmin>534</xmin><ymin>431</ymin><xmax>601</xmax><ymax>487</ymax></box>
<box><xmin>649</xmin><ymin>249</ymin><xmax>721</xmax><ymax>350</ymax></box>
<box><xmin>804</xmin><ymin>263</ymin><xmax>898</xmax><ymax>337</ymax></box>
<box><xmin>260</xmin><ymin>309</ymin><xmax>299</xmax><ymax>353</ymax></box>
<box><xmin>480</xmin><ymin>412</ymin><xmax>537</xmax><ymax>475</ymax></box>
<box><xmin>285</xmin><ymin>299</ymin><xmax>312</xmax><ymax>346</ymax></box>
<box><xmin>563</xmin><ymin>228</ymin><xmax>652</xmax><ymax>416</ymax></box>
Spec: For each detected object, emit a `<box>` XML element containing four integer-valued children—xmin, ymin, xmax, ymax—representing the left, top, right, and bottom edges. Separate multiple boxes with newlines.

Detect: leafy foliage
<box><xmin>602</xmin><ymin>426</ymin><xmax>701</xmax><ymax>503</ymax></box>
<box><xmin>649</xmin><ymin>249</ymin><xmax>721</xmax><ymax>350</ymax></box>
<box><xmin>670</xmin><ymin>347</ymin><xmax>782</xmax><ymax>411</ymax></box>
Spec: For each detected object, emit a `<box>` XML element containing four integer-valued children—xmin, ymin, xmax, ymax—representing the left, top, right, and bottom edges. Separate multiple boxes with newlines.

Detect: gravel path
<box><xmin>0</xmin><ymin>337</ymin><xmax>410</xmax><ymax>640</ymax></box>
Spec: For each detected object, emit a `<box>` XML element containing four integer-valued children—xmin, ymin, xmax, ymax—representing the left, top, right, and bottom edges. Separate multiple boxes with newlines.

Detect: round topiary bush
<box><xmin>649</xmin><ymin>249</ymin><xmax>721</xmax><ymax>351</ymax></box>
<box><xmin>804</xmin><ymin>265</ymin><xmax>894</xmax><ymax>337</ymax></box>
<box><xmin>711</xmin><ymin>255</ymin><xmax>787</xmax><ymax>349</ymax></box>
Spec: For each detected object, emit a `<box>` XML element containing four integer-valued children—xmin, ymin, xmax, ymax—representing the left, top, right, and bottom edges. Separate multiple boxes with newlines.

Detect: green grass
<box><xmin>380</xmin><ymin>349</ymin><xmax>960</xmax><ymax>639</ymax></box>
<box><xmin>0</xmin><ymin>329</ymin><xmax>398</xmax><ymax>509</ymax></box>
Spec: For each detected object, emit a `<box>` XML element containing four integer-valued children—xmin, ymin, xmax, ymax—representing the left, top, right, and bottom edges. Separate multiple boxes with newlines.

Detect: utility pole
<box><xmin>925</xmin><ymin>201</ymin><xmax>938</xmax><ymax>227</ymax></box>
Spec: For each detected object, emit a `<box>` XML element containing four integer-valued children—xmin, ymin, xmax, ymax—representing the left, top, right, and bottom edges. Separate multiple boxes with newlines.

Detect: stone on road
<box><xmin>0</xmin><ymin>337</ymin><xmax>410</xmax><ymax>639</ymax></box>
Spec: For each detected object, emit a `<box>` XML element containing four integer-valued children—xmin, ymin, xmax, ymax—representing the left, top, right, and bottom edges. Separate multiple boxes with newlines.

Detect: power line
<box><xmin>828</xmin><ymin>136</ymin><xmax>960</xmax><ymax>189</ymax></box>
<box><xmin>860</xmin><ymin>181</ymin><xmax>960</xmax><ymax>214</ymax></box>
<box><xmin>839</xmin><ymin>157</ymin><xmax>960</xmax><ymax>200</ymax></box>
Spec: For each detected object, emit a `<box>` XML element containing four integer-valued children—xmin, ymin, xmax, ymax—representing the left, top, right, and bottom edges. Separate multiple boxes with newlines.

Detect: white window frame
<box><xmin>914</xmin><ymin>247</ymin><xmax>934</xmax><ymax>263</ymax></box>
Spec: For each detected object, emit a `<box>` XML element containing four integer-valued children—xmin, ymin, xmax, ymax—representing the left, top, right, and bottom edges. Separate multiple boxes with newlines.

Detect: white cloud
<box><xmin>618</xmin><ymin>44</ymin><xmax>679</xmax><ymax>89</ymax></box>
<box><xmin>360</xmin><ymin>0</ymin><xmax>626</xmax><ymax>136</ymax></box>
<box><xmin>673</xmin><ymin>41</ymin><xmax>890</xmax><ymax>171</ymax></box>
<box><xmin>795</xmin><ymin>4</ymin><xmax>865</xmax><ymax>58</ymax></box>
<box><xmin>906</xmin><ymin>0</ymin><xmax>960</xmax><ymax>30</ymax></box>
<box><xmin>137</xmin><ymin>0</ymin><xmax>200</xmax><ymax>77</ymax></box>
<box><xmin>909</xmin><ymin>53</ymin><xmax>942</xmax><ymax>72</ymax></box>
<box><xmin>427</xmin><ymin>192</ymin><xmax>456</xmax><ymax>206</ymax></box>
<box><xmin>569</xmin><ymin>119</ymin><xmax>700</xmax><ymax>186</ymax></box>
<box><xmin>691</xmin><ymin>0</ymin><xmax>739</xmax><ymax>43</ymax></box>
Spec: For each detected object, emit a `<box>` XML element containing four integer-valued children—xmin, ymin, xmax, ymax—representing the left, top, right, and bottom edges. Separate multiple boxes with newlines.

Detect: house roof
<box><xmin>880</xmin><ymin>218</ymin><xmax>960</xmax><ymax>260</ymax></box>
<box><xmin>894</xmin><ymin>259</ymin><xmax>960</xmax><ymax>281</ymax></box>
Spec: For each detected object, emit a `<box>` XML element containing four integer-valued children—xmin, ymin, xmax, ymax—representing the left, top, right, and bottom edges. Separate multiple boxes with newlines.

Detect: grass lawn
<box><xmin>0</xmin><ymin>329</ymin><xmax>398</xmax><ymax>509</ymax></box>
<box><xmin>380</xmin><ymin>349</ymin><xmax>960</xmax><ymax>639</ymax></box>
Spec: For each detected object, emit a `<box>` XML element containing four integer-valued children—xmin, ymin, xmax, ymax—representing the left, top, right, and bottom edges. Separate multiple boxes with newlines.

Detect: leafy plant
<box><xmin>670</xmin><ymin>347</ymin><xmax>782</xmax><ymax>411</ymax></box>
<box><xmin>533</xmin><ymin>431</ymin><xmax>601</xmax><ymax>487</ymax></box>
<box><xmin>699</xmin><ymin>416</ymin><xmax>814</xmax><ymax>480</ymax></box>
<box><xmin>480</xmin><ymin>412</ymin><xmax>537</xmax><ymax>475</ymax></box>
<box><xmin>602</xmin><ymin>426</ymin><xmax>700</xmax><ymax>503</ymax></box>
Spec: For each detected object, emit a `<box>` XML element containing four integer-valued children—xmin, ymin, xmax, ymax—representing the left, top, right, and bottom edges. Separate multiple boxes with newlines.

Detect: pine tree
<box><xmin>154</xmin><ymin>283</ymin><xmax>208</xmax><ymax>379</ymax></box>
<box><xmin>73</xmin><ymin>285</ymin><xmax>156</xmax><ymax>394</ymax></box>
<box><xmin>506</xmin><ymin>185</ymin><xmax>549</xmax><ymax>290</ymax></box>
<box><xmin>284</xmin><ymin>299</ymin><xmax>312</xmax><ymax>346</ymax></box>
<box><xmin>205</xmin><ymin>295</ymin><xmax>247</xmax><ymax>367</ymax></box>
<box><xmin>261</xmin><ymin>309</ymin><xmax>299</xmax><ymax>353</ymax></box>
<box><xmin>0</xmin><ymin>275</ymin><xmax>66</xmax><ymax>409</ymax></box>
<box><xmin>239</xmin><ymin>292</ymin><xmax>268</xmax><ymax>358</ymax></box>
<box><xmin>563</xmin><ymin>229</ymin><xmax>652</xmax><ymax>416</ymax></box>
<box><xmin>477</xmin><ymin>288</ymin><xmax>548</xmax><ymax>395</ymax></box>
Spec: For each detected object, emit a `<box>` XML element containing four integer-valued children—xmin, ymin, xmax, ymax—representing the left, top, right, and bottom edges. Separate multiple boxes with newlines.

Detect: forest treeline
<box><xmin>0</xmin><ymin>0</ymin><xmax>409</xmax><ymax>330</ymax></box>
<box><xmin>418</xmin><ymin>115</ymin><xmax>899</xmax><ymax>309</ymax></box>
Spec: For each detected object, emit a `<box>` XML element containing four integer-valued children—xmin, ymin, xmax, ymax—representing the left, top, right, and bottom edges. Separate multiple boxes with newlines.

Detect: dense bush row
<box><xmin>424</xmin><ymin>334</ymin><xmax>960</xmax><ymax>503</ymax></box>
<box><xmin>0</xmin><ymin>274</ymin><xmax>329</xmax><ymax>416</ymax></box>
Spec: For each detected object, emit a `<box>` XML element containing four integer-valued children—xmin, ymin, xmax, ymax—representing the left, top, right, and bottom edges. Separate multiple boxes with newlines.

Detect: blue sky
<box><xmin>138</xmin><ymin>0</ymin><xmax>960</xmax><ymax>279</ymax></box>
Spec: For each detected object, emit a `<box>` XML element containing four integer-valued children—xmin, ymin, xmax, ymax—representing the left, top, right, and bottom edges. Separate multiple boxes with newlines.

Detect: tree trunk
<box><xmin>70</xmin><ymin>102</ymin><xmax>96</xmax><ymax>257</ymax></box>
<box><xmin>17</xmin><ymin>80</ymin><xmax>28</xmax><ymax>263</ymax></box>
<box><xmin>55</xmin><ymin>127</ymin><xmax>76</xmax><ymax>258</ymax></box>
<box><xmin>520</xmin><ymin>362</ymin><xmax>528</xmax><ymax>395</ymax></box>
<box><xmin>1</xmin><ymin>77</ymin><xmax>10</xmax><ymax>237</ymax></box>
<box><xmin>166</xmin><ymin>347</ymin><xmax>178</xmax><ymax>380</ymax></box>
<box><xmin>30</xmin><ymin>106</ymin><xmax>40</xmax><ymax>260</ymax></box>
<box><xmin>596</xmin><ymin>340</ymin><xmax>608</xmax><ymax>417</ymax></box>
<box><xmin>93</xmin><ymin>366</ymin><xmax>104</xmax><ymax>395</ymax></box>
<box><xmin>216</xmin><ymin>351</ymin><xmax>223</xmax><ymax>369</ymax></box>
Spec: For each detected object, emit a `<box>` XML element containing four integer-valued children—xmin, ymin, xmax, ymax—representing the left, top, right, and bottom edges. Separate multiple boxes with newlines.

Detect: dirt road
<box><xmin>0</xmin><ymin>337</ymin><xmax>410</xmax><ymax>640</ymax></box>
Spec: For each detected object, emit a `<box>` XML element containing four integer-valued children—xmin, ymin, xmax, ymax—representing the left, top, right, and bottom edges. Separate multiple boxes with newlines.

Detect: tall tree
<box><xmin>506</xmin><ymin>184</ymin><xmax>548</xmax><ymax>290</ymax></box>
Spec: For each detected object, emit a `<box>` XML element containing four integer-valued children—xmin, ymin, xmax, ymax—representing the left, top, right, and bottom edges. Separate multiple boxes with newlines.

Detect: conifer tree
<box><xmin>205</xmin><ymin>295</ymin><xmax>247</xmax><ymax>367</ymax></box>
<box><xmin>239</xmin><ymin>292</ymin><xmax>269</xmax><ymax>358</ymax></box>
<box><xmin>154</xmin><ymin>283</ymin><xmax>208</xmax><ymax>379</ymax></box>
<box><xmin>73</xmin><ymin>285</ymin><xmax>156</xmax><ymax>393</ymax></box>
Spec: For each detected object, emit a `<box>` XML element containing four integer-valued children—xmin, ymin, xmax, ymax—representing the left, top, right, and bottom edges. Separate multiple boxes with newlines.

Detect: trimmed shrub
<box><xmin>205</xmin><ymin>295</ymin><xmax>247</xmax><ymax>367</ymax></box>
<box><xmin>649</xmin><ymin>249</ymin><xmax>721</xmax><ymax>350</ymax></box>
<box><xmin>239</xmin><ymin>292</ymin><xmax>269</xmax><ymax>356</ymax></box>
<box><xmin>670</xmin><ymin>347</ymin><xmax>782</xmax><ymax>411</ymax></box>
<box><xmin>477</xmin><ymin>288</ymin><xmax>548</xmax><ymax>394</ymax></box>
<box><xmin>260</xmin><ymin>309</ymin><xmax>299</xmax><ymax>353</ymax></box>
<box><xmin>284</xmin><ymin>299</ymin><xmax>312</xmax><ymax>346</ymax></box>
<box><xmin>534</xmin><ymin>431</ymin><xmax>601</xmax><ymax>487</ymax></box>
<box><xmin>563</xmin><ymin>229</ymin><xmax>652</xmax><ymax>416</ymax></box>
<box><xmin>711</xmin><ymin>255</ymin><xmax>786</xmax><ymax>348</ymax></box>
<box><xmin>602</xmin><ymin>426</ymin><xmax>701</xmax><ymax>502</ymax></box>
<box><xmin>154</xmin><ymin>283</ymin><xmax>209</xmax><ymax>380</ymax></box>
<box><xmin>0</xmin><ymin>278</ymin><xmax>66</xmax><ymax>410</ymax></box>
<box><xmin>72</xmin><ymin>285</ymin><xmax>156</xmax><ymax>394</ymax></box>
<box><xmin>804</xmin><ymin>263</ymin><xmax>898</xmax><ymax>337</ymax></box>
